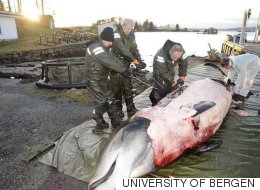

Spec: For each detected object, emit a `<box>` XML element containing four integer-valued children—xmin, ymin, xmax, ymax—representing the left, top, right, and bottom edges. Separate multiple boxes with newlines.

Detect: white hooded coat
<box><xmin>227</xmin><ymin>53</ymin><xmax>260</xmax><ymax>97</ymax></box>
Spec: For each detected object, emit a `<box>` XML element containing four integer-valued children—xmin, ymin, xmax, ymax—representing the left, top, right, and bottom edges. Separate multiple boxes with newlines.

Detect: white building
<box><xmin>0</xmin><ymin>11</ymin><xmax>22</xmax><ymax>41</ymax></box>
<box><xmin>97</xmin><ymin>22</ymin><xmax>115</xmax><ymax>35</ymax></box>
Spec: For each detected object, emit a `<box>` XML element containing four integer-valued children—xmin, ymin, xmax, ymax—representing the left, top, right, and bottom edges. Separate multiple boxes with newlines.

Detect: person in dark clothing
<box><xmin>110</xmin><ymin>18</ymin><xmax>146</xmax><ymax>118</ymax></box>
<box><xmin>149</xmin><ymin>39</ymin><xmax>188</xmax><ymax>106</ymax></box>
<box><xmin>85</xmin><ymin>27</ymin><xmax>131</xmax><ymax>132</ymax></box>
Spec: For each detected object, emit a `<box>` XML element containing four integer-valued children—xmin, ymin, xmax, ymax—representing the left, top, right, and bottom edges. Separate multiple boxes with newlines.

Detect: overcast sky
<box><xmin>22</xmin><ymin>0</ymin><xmax>260</xmax><ymax>29</ymax></box>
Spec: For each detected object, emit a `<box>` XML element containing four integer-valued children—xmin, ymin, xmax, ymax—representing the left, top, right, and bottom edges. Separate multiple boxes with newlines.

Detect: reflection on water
<box><xmin>148</xmin><ymin>64</ymin><xmax>260</xmax><ymax>178</ymax></box>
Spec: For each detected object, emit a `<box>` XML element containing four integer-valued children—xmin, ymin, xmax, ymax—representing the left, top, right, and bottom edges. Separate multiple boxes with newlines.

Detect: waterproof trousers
<box><xmin>86</xmin><ymin>79</ymin><xmax>121</xmax><ymax>125</ymax></box>
<box><xmin>110</xmin><ymin>71</ymin><xmax>137</xmax><ymax>116</ymax></box>
<box><xmin>236</xmin><ymin>63</ymin><xmax>260</xmax><ymax>97</ymax></box>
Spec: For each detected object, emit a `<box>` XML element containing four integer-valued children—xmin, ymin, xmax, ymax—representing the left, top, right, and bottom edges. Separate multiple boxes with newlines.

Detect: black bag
<box><xmin>149</xmin><ymin>85</ymin><xmax>171</xmax><ymax>106</ymax></box>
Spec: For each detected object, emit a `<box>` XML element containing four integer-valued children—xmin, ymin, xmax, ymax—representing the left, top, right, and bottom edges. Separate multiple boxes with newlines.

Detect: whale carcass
<box><xmin>88</xmin><ymin>78</ymin><xmax>234</xmax><ymax>190</ymax></box>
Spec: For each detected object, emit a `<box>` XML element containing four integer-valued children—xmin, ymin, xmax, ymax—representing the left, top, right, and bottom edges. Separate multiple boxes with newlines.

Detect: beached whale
<box><xmin>88</xmin><ymin>78</ymin><xmax>234</xmax><ymax>190</ymax></box>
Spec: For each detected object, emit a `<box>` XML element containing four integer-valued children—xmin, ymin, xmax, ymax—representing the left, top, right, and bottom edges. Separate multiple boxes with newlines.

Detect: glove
<box><xmin>227</xmin><ymin>79</ymin><xmax>235</xmax><ymax>86</ymax></box>
<box><xmin>136</xmin><ymin>61</ymin><xmax>147</xmax><ymax>69</ymax></box>
<box><xmin>176</xmin><ymin>76</ymin><xmax>185</xmax><ymax>86</ymax></box>
<box><xmin>246</xmin><ymin>91</ymin><xmax>254</xmax><ymax>98</ymax></box>
<box><xmin>176</xmin><ymin>78</ymin><xmax>184</xmax><ymax>86</ymax></box>
<box><xmin>232</xmin><ymin>93</ymin><xmax>245</xmax><ymax>102</ymax></box>
<box><xmin>122</xmin><ymin>69</ymin><xmax>132</xmax><ymax>78</ymax></box>
<box><xmin>133</xmin><ymin>59</ymin><xmax>146</xmax><ymax>70</ymax></box>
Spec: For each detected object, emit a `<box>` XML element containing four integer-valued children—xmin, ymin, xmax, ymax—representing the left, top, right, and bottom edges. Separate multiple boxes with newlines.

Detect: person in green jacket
<box><xmin>149</xmin><ymin>39</ymin><xmax>188</xmax><ymax>106</ymax></box>
<box><xmin>85</xmin><ymin>27</ymin><xmax>131</xmax><ymax>132</ymax></box>
<box><xmin>110</xmin><ymin>18</ymin><xmax>146</xmax><ymax>118</ymax></box>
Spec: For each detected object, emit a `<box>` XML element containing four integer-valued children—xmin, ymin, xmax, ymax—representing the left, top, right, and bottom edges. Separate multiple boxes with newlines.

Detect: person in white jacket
<box><xmin>220</xmin><ymin>53</ymin><xmax>260</xmax><ymax>102</ymax></box>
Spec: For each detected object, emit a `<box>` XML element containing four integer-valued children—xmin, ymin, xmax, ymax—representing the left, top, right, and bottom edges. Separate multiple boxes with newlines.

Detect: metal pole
<box><xmin>130</xmin><ymin>75</ymin><xmax>151</xmax><ymax>87</ymax></box>
<box><xmin>68</xmin><ymin>62</ymin><xmax>72</xmax><ymax>84</ymax></box>
<box><xmin>239</xmin><ymin>10</ymin><xmax>247</xmax><ymax>44</ymax></box>
<box><xmin>254</xmin><ymin>12</ymin><xmax>260</xmax><ymax>43</ymax></box>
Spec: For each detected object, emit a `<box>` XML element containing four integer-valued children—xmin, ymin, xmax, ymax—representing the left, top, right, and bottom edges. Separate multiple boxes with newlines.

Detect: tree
<box><xmin>143</xmin><ymin>19</ymin><xmax>149</xmax><ymax>31</ymax></box>
<box><xmin>0</xmin><ymin>0</ymin><xmax>5</xmax><ymax>11</ymax></box>
<box><xmin>7</xmin><ymin>0</ymin><xmax>11</xmax><ymax>12</ymax></box>
<box><xmin>35</xmin><ymin>0</ymin><xmax>45</xmax><ymax>15</ymax></box>
<box><xmin>149</xmin><ymin>21</ymin><xmax>155</xmax><ymax>31</ymax></box>
<box><xmin>167</xmin><ymin>24</ymin><xmax>171</xmax><ymax>30</ymax></box>
<box><xmin>36</xmin><ymin>0</ymin><xmax>40</xmax><ymax>14</ymax></box>
<box><xmin>134</xmin><ymin>21</ymin><xmax>140</xmax><ymax>31</ymax></box>
<box><xmin>89</xmin><ymin>19</ymin><xmax>110</xmax><ymax>33</ymax></box>
<box><xmin>110</xmin><ymin>17</ymin><xmax>115</xmax><ymax>23</ymax></box>
<box><xmin>175</xmin><ymin>24</ymin><xmax>180</xmax><ymax>31</ymax></box>
<box><xmin>17</xmin><ymin>0</ymin><xmax>22</xmax><ymax>13</ymax></box>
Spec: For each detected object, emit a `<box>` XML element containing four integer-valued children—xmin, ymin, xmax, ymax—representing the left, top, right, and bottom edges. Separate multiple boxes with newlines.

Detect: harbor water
<box><xmin>136</xmin><ymin>31</ymin><xmax>256</xmax><ymax>69</ymax></box>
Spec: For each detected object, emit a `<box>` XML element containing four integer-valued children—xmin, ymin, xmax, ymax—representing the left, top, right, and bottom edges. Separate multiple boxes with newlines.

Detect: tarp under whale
<box><xmin>39</xmin><ymin>63</ymin><xmax>260</xmax><ymax>182</ymax></box>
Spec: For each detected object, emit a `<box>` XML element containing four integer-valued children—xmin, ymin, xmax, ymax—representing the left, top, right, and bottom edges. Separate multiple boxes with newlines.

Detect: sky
<box><xmin>20</xmin><ymin>0</ymin><xmax>260</xmax><ymax>29</ymax></box>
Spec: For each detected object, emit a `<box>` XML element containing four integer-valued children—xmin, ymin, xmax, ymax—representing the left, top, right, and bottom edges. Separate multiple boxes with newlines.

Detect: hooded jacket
<box><xmin>227</xmin><ymin>53</ymin><xmax>260</xmax><ymax>96</ymax></box>
<box><xmin>153</xmin><ymin>39</ymin><xmax>188</xmax><ymax>86</ymax></box>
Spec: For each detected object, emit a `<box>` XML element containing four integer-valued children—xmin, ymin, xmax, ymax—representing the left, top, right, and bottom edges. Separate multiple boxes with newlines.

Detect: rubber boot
<box><xmin>93</xmin><ymin>116</ymin><xmax>109</xmax><ymax>134</ymax></box>
<box><xmin>127</xmin><ymin>104</ymin><xmax>138</xmax><ymax>117</ymax></box>
<box><xmin>96</xmin><ymin>120</ymin><xmax>109</xmax><ymax>129</ymax></box>
<box><xmin>111</xmin><ymin>117</ymin><xmax>123</xmax><ymax>129</ymax></box>
<box><xmin>232</xmin><ymin>93</ymin><xmax>245</xmax><ymax>103</ymax></box>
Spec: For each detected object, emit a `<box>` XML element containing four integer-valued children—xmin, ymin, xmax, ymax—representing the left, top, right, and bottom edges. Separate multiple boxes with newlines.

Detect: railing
<box><xmin>221</xmin><ymin>40</ymin><xmax>246</xmax><ymax>55</ymax></box>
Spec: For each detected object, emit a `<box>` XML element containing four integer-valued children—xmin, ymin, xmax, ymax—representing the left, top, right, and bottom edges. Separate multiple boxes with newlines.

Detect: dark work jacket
<box><xmin>85</xmin><ymin>41</ymin><xmax>126</xmax><ymax>82</ymax></box>
<box><xmin>153</xmin><ymin>39</ymin><xmax>188</xmax><ymax>86</ymax></box>
<box><xmin>112</xmin><ymin>24</ymin><xmax>141</xmax><ymax>66</ymax></box>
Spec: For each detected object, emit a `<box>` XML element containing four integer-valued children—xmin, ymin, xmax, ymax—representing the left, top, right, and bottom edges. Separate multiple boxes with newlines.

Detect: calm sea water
<box><xmin>135</xmin><ymin>31</ymin><xmax>255</xmax><ymax>67</ymax></box>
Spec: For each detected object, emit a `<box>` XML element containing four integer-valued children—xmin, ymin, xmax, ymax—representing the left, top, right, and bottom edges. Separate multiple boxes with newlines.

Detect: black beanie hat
<box><xmin>100</xmin><ymin>27</ymin><xmax>114</xmax><ymax>42</ymax></box>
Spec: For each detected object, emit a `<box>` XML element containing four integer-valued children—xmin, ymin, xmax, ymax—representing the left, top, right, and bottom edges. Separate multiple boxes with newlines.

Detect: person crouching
<box><xmin>220</xmin><ymin>53</ymin><xmax>260</xmax><ymax>102</ymax></box>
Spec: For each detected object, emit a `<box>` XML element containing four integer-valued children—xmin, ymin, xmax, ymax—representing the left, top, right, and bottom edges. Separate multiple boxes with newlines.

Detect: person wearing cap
<box><xmin>110</xmin><ymin>18</ymin><xmax>146</xmax><ymax>118</ymax></box>
<box><xmin>149</xmin><ymin>39</ymin><xmax>188</xmax><ymax>106</ymax></box>
<box><xmin>85</xmin><ymin>27</ymin><xmax>131</xmax><ymax>132</ymax></box>
<box><xmin>220</xmin><ymin>53</ymin><xmax>260</xmax><ymax>102</ymax></box>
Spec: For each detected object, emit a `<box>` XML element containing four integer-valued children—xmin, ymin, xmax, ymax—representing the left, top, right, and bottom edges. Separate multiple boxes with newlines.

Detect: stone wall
<box><xmin>0</xmin><ymin>40</ymin><xmax>94</xmax><ymax>64</ymax></box>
